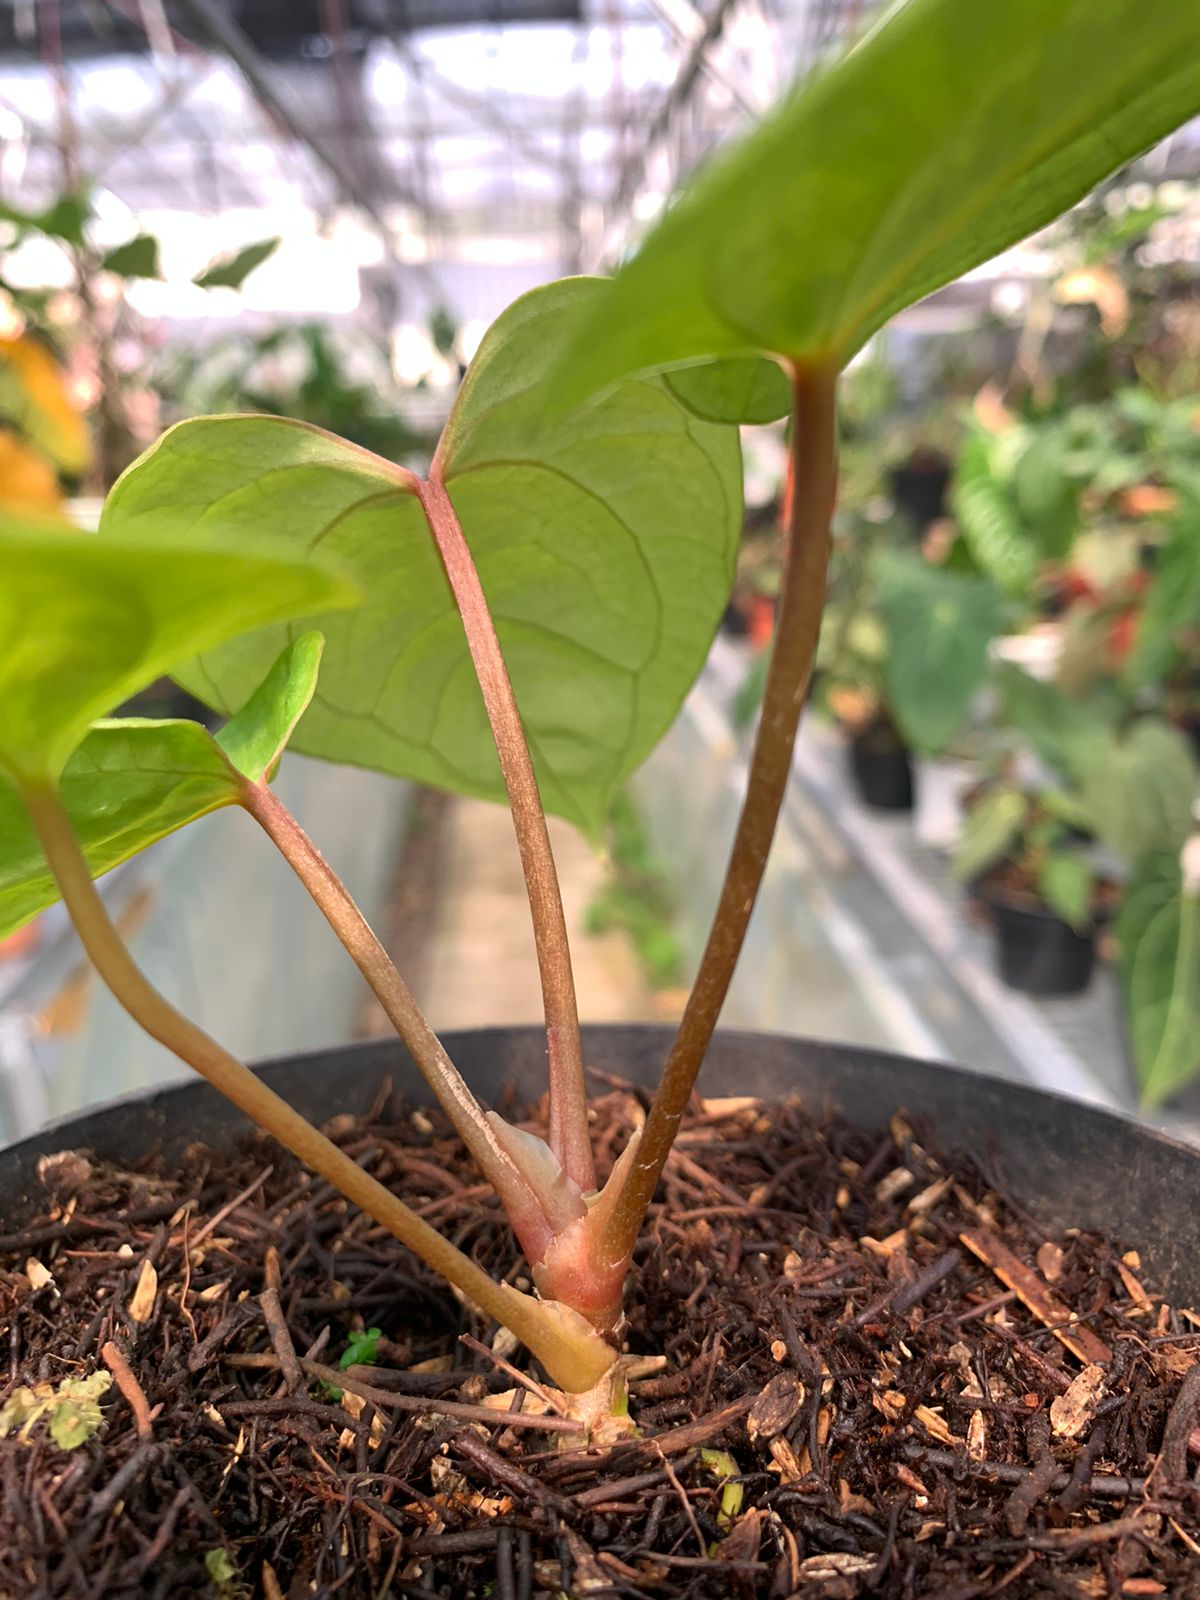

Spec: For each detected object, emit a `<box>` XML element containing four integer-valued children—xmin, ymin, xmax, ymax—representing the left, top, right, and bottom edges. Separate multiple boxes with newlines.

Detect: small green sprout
<box><xmin>319</xmin><ymin>1326</ymin><xmax>386</xmax><ymax>1399</ymax></box>
<box><xmin>0</xmin><ymin>1370</ymin><xmax>112</xmax><ymax>1450</ymax></box>
<box><xmin>204</xmin><ymin>1546</ymin><xmax>245</xmax><ymax>1598</ymax></box>
<box><xmin>700</xmin><ymin>1448</ymin><xmax>745</xmax><ymax>1535</ymax></box>
<box><xmin>339</xmin><ymin>1326</ymin><xmax>384</xmax><ymax>1371</ymax></box>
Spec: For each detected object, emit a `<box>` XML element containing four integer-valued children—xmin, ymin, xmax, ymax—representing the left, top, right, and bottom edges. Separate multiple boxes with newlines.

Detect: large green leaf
<box><xmin>1039</xmin><ymin>787</ymin><xmax>1096</xmax><ymax>835</ymax></box>
<box><xmin>554</xmin><ymin>0</ymin><xmax>1200</xmax><ymax>399</ymax></box>
<box><xmin>952</xmin><ymin>422</ymin><xmax>1082</xmax><ymax>593</ymax></box>
<box><xmin>0</xmin><ymin>523</ymin><xmax>355</xmax><ymax>785</ymax></box>
<box><xmin>0</xmin><ymin>635</ymin><xmax>326</xmax><ymax>939</ymax></box>
<box><xmin>1117</xmin><ymin>851</ymin><xmax>1200</xmax><ymax>1107</ymax></box>
<box><xmin>953</xmin><ymin>787</ymin><xmax>1026</xmax><ymax>884</ymax></box>
<box><xmin>994</xmin><ymin>663</ymin><xmax>1117</xmax><ymax>781</ymax></box>
<box><xmin>877</xmin><ymin>554</ymin><xmax>1002</xmax><ymax>754</ymax></box>
<box><xmin>0</xmin><ymin>720</ymin><xmax>234</xmax><ymax>939</ymax></box>
<box><xmin>1073</xmin><ymin>720</ymin><xmax>1196</xmax><ymax>869</ymax></box>
<box><xmin>1011</xmin><ymin>425</ymin><xmax>1079</xmax><ymax>563</ymax></box>
<box><xmin>102</xmin><ymin>278</ymin><xmax>743</xmax><ymax>834</ymax></box>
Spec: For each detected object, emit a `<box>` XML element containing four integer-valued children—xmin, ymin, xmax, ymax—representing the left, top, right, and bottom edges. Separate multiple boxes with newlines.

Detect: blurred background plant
<box><xmin>162</xmin><ymin>309</ymin><xmax>458</xmax><ymax>462</ymax></box>
<box><xmin>726</xmin><ymin>154</ymin><xmax>1199</xmax><ymax>1104</ymax></box>
<box><xmin>0</xmin><ymin>186</ymin><xmax>283</xmax><ymax>491</ymax></box>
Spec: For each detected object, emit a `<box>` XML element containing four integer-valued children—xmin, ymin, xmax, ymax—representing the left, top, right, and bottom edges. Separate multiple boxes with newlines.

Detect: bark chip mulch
<box><xmin>2</xmin><ymin>1079</ymin><xmax>1199</xmax><ymax>1598</ymax></box>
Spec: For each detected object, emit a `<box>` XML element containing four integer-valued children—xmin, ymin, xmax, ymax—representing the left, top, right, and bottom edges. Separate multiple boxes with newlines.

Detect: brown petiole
<box><xmin>21</xmin><ymin>355</ymin><xmax>841</xmax><ymax>1406</ymax></box>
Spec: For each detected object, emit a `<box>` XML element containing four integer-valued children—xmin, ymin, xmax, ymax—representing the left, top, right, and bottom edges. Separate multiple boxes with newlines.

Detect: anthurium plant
<box><xmin>2</xmin><ymin>0</ymin><xmax>1198</xmax><ymax>1413</ymax></box>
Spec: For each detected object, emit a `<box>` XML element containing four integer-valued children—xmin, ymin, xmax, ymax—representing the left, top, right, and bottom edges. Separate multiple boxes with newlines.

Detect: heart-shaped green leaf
<box><xmin>1118</xmin><ymin>851</ymin><xmax>1200</xmax><ymax>1107</ymax></box>
<box><xmin>1073</xmin><ymin>721</ymin><xmax>1196</xmax><ymax>869</ymax></box>
<box><xmin>994</xmin><ymin>664</ymin><xmax>1119</xmax><ymax>782</ymax></box>
<box><xmin>102</xmin><ymin>278</ymin><xmax>742</xmax><ymax>833</ymax></box>
<box><xmin>0</xmin><ymin>634</ymin><xmax>326</xmax><ymax>939</ymax></box>
<box><xmin>876</xmin><ymin>553</ymin><xmax>1002</xmax><ymax>755</ymax></box>
<box><xmin>0</xmin><ymin>522</ymin><xmax>354</xmax><ymax>786</ymax></box>
<box><xmin>556</xmin><ymin>0</ymin><xmax>1200</xmax><ymax>398</ymax></box>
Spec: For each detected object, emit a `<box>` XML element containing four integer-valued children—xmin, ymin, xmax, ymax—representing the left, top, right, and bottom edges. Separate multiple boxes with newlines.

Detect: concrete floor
<box><xmin>419</xmin><ymin>798</ymin><xmax>659</xmax><ymax>1032</ymax></box>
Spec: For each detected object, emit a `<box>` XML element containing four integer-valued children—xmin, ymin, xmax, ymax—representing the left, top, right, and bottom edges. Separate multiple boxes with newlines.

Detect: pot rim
<box><xmin>3</xmin><ymin>1021</ymin><xmax>1194</xmax><ymax>1166</ymax></box>
<box><xmin>4</xmin><ymin>1026</ymin><xmax>1198</xmax><ymax>1296</ymax></box>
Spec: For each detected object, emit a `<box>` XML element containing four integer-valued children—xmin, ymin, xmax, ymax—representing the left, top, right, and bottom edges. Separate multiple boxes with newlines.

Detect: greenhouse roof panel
<box><xmin>0</xmin><ymin>1</ymin><xmax>583</xmax><ymax>61</ymax></box>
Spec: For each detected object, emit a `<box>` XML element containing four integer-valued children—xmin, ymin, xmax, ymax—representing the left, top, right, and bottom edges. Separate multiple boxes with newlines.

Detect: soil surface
<box><xmin>2</xmin><ymin>1080</ymin><xmax>1199</xmax><ymax>1599</ymax></box>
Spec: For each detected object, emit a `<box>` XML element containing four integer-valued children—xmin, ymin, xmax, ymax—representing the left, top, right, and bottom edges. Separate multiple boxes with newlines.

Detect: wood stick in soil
<box><xmin>853</xmin><ymin>1246</ymin><xmax>961</xmax><ymax>1326</ymax></box>
<box><xmin>223</xmin><ymin>1352</ymin><xmax>583</xmax><ymax>1432</ymax></box>
<box><xmin>1155</xmin><ymin>1362</ymin><xmax>1200</xmax><ymax>1484</ymax></box>
<box><xmin>903</xmin><ymin>1444</ymin><xmax>1145</xmax><ymax>1501</ymax></box>
<box><xmin>960</xmin><ymin>1227</ymin><xmax>1111</xmax><ymax>1365</ymax></box>
<box><xmin>451</xmin><ymin>1431</ymin><xmax>574</xmax><ymax>1515</ymax></box>
<box><xmin>257</xmin><ymin>1287</ymin><xmax>303</xmax><ymax>1394</ymax></box>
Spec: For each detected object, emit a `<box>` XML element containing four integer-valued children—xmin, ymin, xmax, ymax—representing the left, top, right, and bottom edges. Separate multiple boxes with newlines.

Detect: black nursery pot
<box><xmin>4</xmin><ymin>1025</ymin><xmax>1200</xmax><ymax>1304</ymax></box>
<box><xmin>888</xmin><ymin>455</ymin><xmax>950</xmax><ymax>533</ymax></box>
<box><xmin>978</xmin><ymin>881</ymin><xmax>1097</xmax><ymax>997</ymax></box>
<box><xmin>849</xmin><ymin>727</ymin><xmax>915</xmax><ymax>811</ymax></box>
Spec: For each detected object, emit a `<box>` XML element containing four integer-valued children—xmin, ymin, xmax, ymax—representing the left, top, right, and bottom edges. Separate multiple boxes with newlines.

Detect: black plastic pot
<box><xmin>978</xmin><ymin>882</ymin><xmax>1097</xmax><ymax>997</ymax></box>
<box><xmin>4</xmin><ymin>1025</ymin><xmax>1200</xmax><ymax>1302</ymax></box>
<box><xmin>849</xmin><ymin>728</ymin><xmax>915</xmax><ymax>811</ymax></box>
<box><xmin>888</xmin><ymin>453</ymin><xmax>950</xmax><ymax>533</ymax></box>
